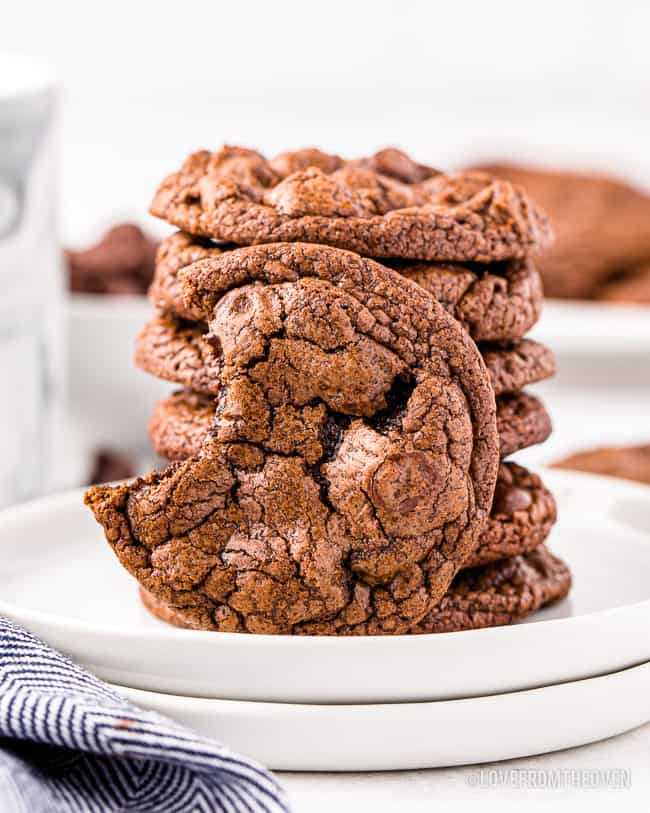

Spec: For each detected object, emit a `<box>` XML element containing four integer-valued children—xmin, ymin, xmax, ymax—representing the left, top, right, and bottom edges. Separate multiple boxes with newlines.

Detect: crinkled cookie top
<box><xmin>150</xmin><ymin>146</ymin><xmax>552</xmax><ymax>262</ymax></box>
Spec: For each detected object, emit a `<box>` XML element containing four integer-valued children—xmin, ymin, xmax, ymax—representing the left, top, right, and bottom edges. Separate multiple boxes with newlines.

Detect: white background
<box><xmin>3</xmin><ymin>0</ymin><xmax>650</xmax><ymax>243</ymax></box>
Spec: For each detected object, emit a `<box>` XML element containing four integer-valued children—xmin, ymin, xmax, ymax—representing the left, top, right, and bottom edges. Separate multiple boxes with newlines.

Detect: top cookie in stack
<box><xmin>86</xmin><ymin>146</ymin><xmax>569</xmax><ymax>635</ymax></box>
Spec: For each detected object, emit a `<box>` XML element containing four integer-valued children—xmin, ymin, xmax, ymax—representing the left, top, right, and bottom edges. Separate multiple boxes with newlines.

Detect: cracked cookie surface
<box><xmin>411</xmin><ymin>545</ymin><xmax>570</xmax><ymax>634</ymax></box>
<box><xmin>150</xmin><ymin>147</ymin><xmax>552</xmax><ymax>263</ymax></box>
<box><xmin>136</xmin><ymin>313</ymin><xmax>554</xmax><ymax>398</ymax></box>
<box><xmin>148</xmin><ymin>231</ymin><xmax>231</xmax><ymax>321</ymax></box>
<box><xmin>150</xmin><ymin>401</ymin><xmax>555</xmax><ymax>573</ymax></box>
<box><xmin>149</xmin><ymin>400</ymin><xmax>556</xmax><ymax>569</ymax></box>
<box><xmin>481</xmin><ymin>339</ymin><xmax>555</xmax><ymax>395</ymax></box>
<box><xmin>393</xmin><ymin>257</ymin><xmax>543</xmax><ymax>341</ymax></box>
<box><xmin>86</xmin><ymin>242</ymin><xmax>499</xmax><ymax>635</ymax></box>
<box><xmin>497</xmin><ymin>392</ymin><xmax>552</xmax><ymax>458</ymax></box>
<box><xmin>148</xmin><ymin>388</ymin><xmax>551</xmax><ymax>462</ymax></box>
<box><xmin>467</xmin><ymin>462</ymin><xmax>556</xmax><ymax>568</ymax></box>
<box><xmin>141</xmin><ymin>544</ymin><xmax>570</xmax><ymax>634</ymax></box>
<box><xmin>149</xmin><ymin>232</ymin><xmax>544</xmax><ymax>341</ymax></box>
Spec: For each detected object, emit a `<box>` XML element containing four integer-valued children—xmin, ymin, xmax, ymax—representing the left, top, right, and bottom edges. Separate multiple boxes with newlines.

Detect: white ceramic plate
<box><xmin>1</xmin><ymin>469</ymin><xmax>650</xmax><ymax>703</ymax></box>
<box><xmin>113</xmin><ymin>662</ymin><xmax>650</xmax><ymax>771</ymax></box>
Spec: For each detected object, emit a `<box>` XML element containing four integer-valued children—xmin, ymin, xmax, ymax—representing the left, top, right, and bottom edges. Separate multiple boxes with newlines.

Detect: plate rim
<box><xmin>1</xmin><ymin>467</ymin><xmax>650</xmax><ymax>646</ymax></box>
<box><xmin>110</xmin><ymin>658</ymin><xmax>650</xmax><ymax>711</ymax></box>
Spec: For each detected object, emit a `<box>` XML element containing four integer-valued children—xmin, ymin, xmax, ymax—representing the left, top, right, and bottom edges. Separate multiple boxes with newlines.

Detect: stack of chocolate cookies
<box><xmin>86</xmin><ymin>147</ymin><xmax>570</xmax><ymax>635</ymax></box>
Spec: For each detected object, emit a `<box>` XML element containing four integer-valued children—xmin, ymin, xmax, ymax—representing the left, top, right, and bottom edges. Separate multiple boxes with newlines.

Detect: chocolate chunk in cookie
<box><xmin>497</xmin><ymin>392</ymin><xmax>552</xmax><ymax>458</ymax></box>
<box><xmin>410</xmin><ymin>545</ymin><xmax>571</xmax><ymax>634</ymax></box>
<box><xmin>148</xmin><ymin>388</ymin><xmax>551</xmax><ymax>462</ymax></box>
<box><xmin>553</xmin><ymin>443</ymin><xmax>650</xmax><ymax>485</ymax></box>
<box><xmin>150</xmin><ymin>147</ymin><xmax>552</xmax><ymax>263</ymax></box>
<box><xmin>86</xmin><ymin>242</ymin><xmax>499</xmax><ymax>635</ymax></box>
<box><xmin>466</xmin><ymin>462</ymin><xmax>556</xmax><ymax>568</ymax></box>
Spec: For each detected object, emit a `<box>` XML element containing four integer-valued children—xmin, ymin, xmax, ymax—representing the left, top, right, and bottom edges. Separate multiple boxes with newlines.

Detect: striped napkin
<box><xmin>0</xmin><ymin>617</ymin><xmax>290</xmax><ymax>812</ymax></box>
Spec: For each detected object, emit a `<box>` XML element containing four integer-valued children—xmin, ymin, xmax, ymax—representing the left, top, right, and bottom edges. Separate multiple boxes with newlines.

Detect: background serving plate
<box><xmin>1</xmin><ymin>469</ymin><xmax>650</xmax><ymax>703</ymax></box>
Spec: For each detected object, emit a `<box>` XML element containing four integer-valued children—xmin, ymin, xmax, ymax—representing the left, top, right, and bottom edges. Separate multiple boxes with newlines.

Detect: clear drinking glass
<box><xmin>0</xmin><ymin>53</ymin><xmax>62</xmax><ymax>507</ymax></box>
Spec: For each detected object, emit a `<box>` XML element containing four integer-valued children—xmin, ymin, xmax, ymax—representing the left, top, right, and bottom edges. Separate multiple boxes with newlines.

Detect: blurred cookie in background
<box><xmin>469</xmin><ymin>163</ymin><xmax>650</xmax><ymax>302</ymax></box>
<box><xmin>66</xmin><ymin>223</ymin><xmax>159</xmax><ymax>295</ymax></box>
<box><xmin>553</xmin><ymin>444</ymin><xmax>650</xmax><ymax>485</ymax></box>
<box><xmin>598</xmin><ymin>261</ymin><xmax>650</xmax><ymax>304</ymax></box>
<box><xmin>88</xmin><ymin>448</ymin><xmax>137</xmax><ymax>485</ymax></box>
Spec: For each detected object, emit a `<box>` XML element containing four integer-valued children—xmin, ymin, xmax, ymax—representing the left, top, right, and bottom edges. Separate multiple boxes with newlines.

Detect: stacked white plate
<box><xmin>1</xmin><ymin>469</ymin><xmax>650</xmax><ymax>770</ymax></box>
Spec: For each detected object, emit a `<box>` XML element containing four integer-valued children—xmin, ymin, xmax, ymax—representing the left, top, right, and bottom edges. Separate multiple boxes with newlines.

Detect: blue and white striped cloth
<box><xmin>0</xmin><ymin>618</ymin><xmax>290</xmax><ymax>813</ymax></box>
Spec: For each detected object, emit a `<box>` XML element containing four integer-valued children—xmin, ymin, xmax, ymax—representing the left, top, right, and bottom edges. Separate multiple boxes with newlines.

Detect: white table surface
<box><xmin>280</xmin><ymin>722</ymin><xmax>650</xmax><ymax>811</ymax></box>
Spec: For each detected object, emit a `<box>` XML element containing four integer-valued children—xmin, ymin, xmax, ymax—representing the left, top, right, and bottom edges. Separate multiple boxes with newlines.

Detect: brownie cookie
<box><xmin>149</xmin><ymin>232</ymin><xmax>544</xmax><ymax>342</ymax></box>
<box><xmin>134</xmin><ymin>315</ymin><xmax>222</xmax><ymax>396</ymax></box>
<box><xmin>148</xmin><ymin>390</ymin><xmax>216</xmax><ymax>463</ymax></box>
<box><xmin>86</xmin><ymin>242</ymin><xmax>500</xmax><ymax>635</ymax></box>
<box><xmin>148</xmin><ymin>231</ymin><xmax>230</xmax><ymax>321</ymax></box>
<box><xmin>395</xmin><ymin>258</ymin><xmax>543</xmax><ymax>341</ymax></box>
<box><xmin>497</xmin><ymin>392</ymin><xmax>552</xmax><ymax>458</ymax></box>
<box><xmin>150</xmin><ymin>147</ymin><xmax>552</xmax><ymax>263</ymax></box>
<box><xmin>482</xmin><ymin>340</ymin><xmax>556</xmax><ymax>395</ymax></box>
<box><xmin>139</xmin><ymin>543</ymin><xmax>570</xmax><ymax>632</ymax></box>
<box><xmin>553</xmin><ymin>443</ymin><xmax>650</xmax><ymax>485</ymax></box>
<box><xmin>466</xmin><ymin>462</ymin><xmax>556</xmax><ymax>568</ymax></box>
<box><xmin>148</xmin><ymin>388</ymin><xmax>552</xmax><ymax>462</ymax></box>
<box><xmin>410</xmin><ymin>545</ymin><xmax>571</xmax><ymax>634</ymax></box>
<box><xmin>89</xmin><ymin>448</ymin><xmax>137</xmax><ymax>486</ymax></box>
<box><xmin>473</xmin><ymin>163</ymin><xmax>650</xmax><ymax>299</ymax></box>
<box><xmin>597</xmin><ymin>263</ymin><xmax>650</xmax><ymax>304</ymax></box>
<box><xmin>137</xmin><ymin>314</ymin><xmax>554</xmax><ymax>398</ymax></box>
<box><xmin>150</xmin><ymin>401</ymin><xmax>555</xmax><ymax>573</ymax></box>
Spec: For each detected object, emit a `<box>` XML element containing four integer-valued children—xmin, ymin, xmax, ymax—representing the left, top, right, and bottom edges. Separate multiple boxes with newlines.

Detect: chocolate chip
<box><xmin>492</xmin><ymin>482</ymin><xmax>533</xmax><ymax>515</ymax></box>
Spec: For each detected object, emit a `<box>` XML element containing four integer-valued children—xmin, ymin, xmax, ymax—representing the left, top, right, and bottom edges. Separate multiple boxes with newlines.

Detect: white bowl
<box><xmin>65</xmin><ymin>293</ymin><xmax>168</xmax><ymax>453</ymax></box>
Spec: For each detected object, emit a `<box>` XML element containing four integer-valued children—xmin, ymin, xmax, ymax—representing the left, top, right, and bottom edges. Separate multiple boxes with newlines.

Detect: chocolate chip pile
<box><xmin>86</xmin><ymin>146</ymin><xmax>570</xmax><ymax>635</ymax></box>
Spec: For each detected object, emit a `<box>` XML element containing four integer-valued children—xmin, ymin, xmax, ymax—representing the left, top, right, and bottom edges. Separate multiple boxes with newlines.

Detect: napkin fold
<box><xmin>0</xmin><ymin>617</ymin><xmax>290</xmax><ymax>812</ymax></box>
